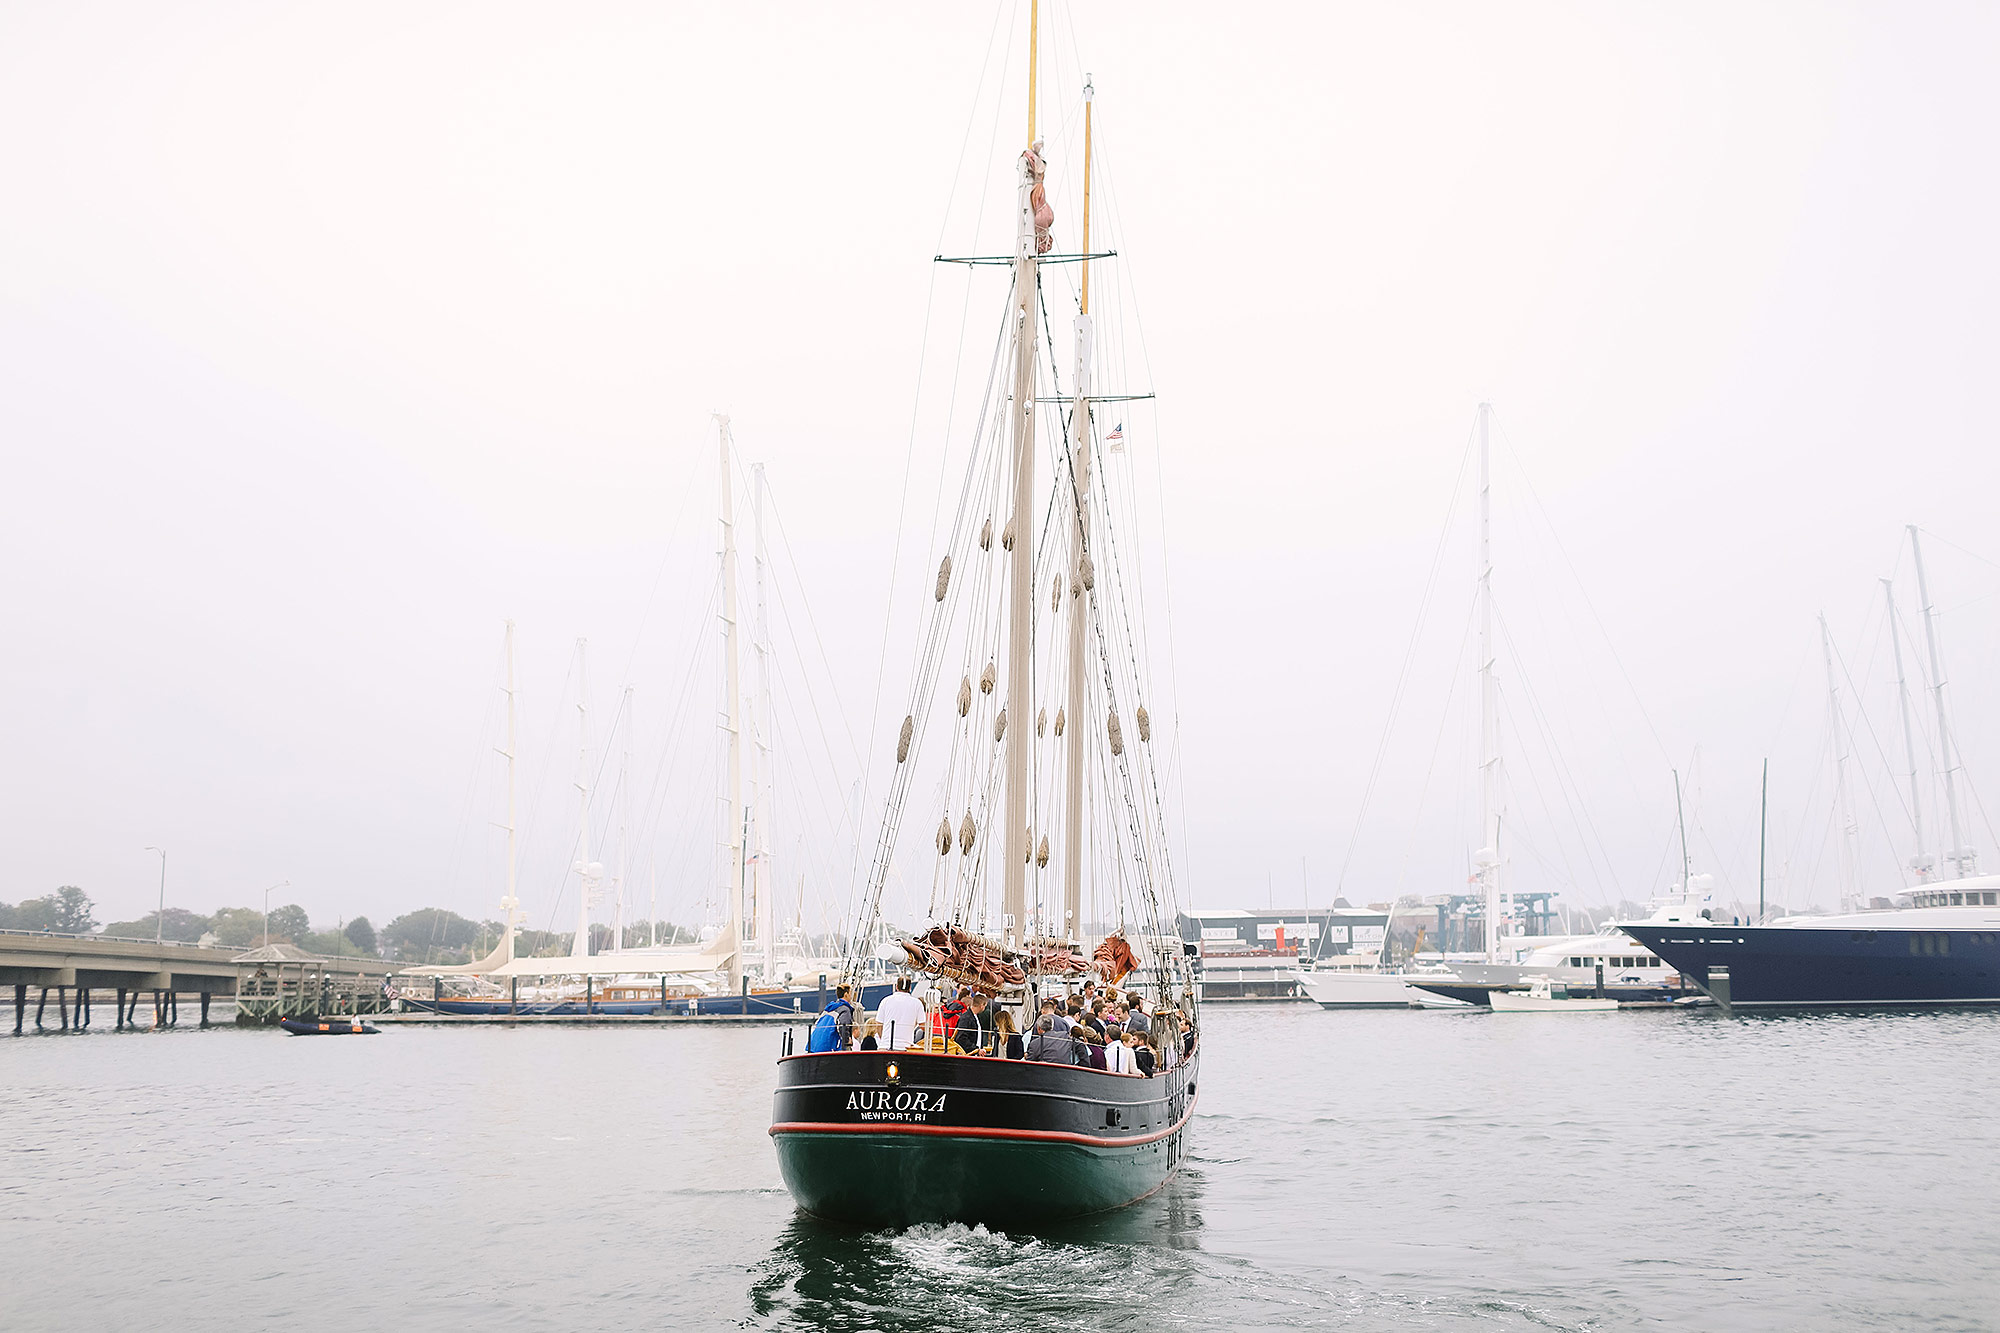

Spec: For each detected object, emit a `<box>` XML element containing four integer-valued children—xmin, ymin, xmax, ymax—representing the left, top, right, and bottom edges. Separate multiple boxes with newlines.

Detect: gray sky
<box><xmin>4</xmin><ymin>2</ymin><xmax>1998</xmax><ymax>936</ymax></box>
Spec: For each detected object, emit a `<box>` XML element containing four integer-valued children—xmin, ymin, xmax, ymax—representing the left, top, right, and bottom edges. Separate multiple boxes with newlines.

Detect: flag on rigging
<box><xmin>1106</xmin><ymin>422</ymin><xmax>1124</xmax><ymax>452</ymax></box>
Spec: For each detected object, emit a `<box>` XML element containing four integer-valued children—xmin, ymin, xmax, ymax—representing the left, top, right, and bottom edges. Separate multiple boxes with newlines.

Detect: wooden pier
<box><xmin>231</xmin><ymin>943</ymin><xmax>396</xmax><ymax>1024</ymax></box>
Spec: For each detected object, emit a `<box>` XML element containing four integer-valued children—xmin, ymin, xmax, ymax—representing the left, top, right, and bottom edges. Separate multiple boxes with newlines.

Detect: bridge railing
<box><xmin>0</xmin><ymin>927</ymin><xmax>233</xmax><ymax>951</ymax></box>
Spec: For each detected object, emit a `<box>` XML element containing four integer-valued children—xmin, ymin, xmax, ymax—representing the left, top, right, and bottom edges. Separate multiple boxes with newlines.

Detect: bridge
<box><xmin>3</xmin><ymin>929</ymin><xmax>245</xmax><ymax>1032</ymax></box>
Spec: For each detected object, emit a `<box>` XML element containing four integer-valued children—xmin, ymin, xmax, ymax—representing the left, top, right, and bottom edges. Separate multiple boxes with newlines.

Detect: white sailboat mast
<box><xmin>1819</xmin><ymin>614</ymin><xmax>1861</xmax><ymax>911</ymax></box>
<box><xmin>718</xmin><ymin>415</ymin><xmax>747</xmax><ymax>989</ymax></box>
<box><xmin>1001</xmin><ymin>1</ymin><xmax>1042</xmax><ymax>949</ymax></box>
<box><xmin>497</xmin><ymin>619</ymin><xmax>519</xmax><ymax>965</ymax></box>
<box><xmin>615</xmin><ymin>683</ymin><xmax>632</xmax><ymax>951</ymax></box>
<box><xmin>1882</xmin><ymin>578</ymin><xmax>1933</xmax><ymax>882</ymax></box>
<box><xmin>1476</xmin><ymin>403</ymin><xmax>1504</xmax><ymax>962</ymax></box>
<box><xmin>1063</xmin><ymin>75</ymin><xmax>1094</xmax><ymax>945</ymax></box>
<box><xmin>1909</xmin><ymin>526</ymin><xmax>1975</xmax><ymax>879</ymax></box>
<box><xmin>571</xmin><ymin>637</ymin><xmax>597</xmax><ymax>961</ymax></box>
<box><xmin>753</xmin><ymin>461</ymin><xmax>776</xmax><ymax>977</ymax></box>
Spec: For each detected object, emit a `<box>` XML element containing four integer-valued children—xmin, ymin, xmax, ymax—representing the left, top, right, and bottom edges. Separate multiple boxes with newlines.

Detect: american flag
<box><xmin>1106</xmin><ymin>421</ymin><xmax>1124</xmax><ymax>451</ymax></box>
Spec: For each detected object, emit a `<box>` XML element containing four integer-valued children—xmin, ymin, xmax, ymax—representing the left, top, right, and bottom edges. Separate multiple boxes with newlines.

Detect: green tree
<box><xmin>99</xmin><ymin>908</ymin><xmax>211</xmax><ymax>942</ymax></box>
<box><xmin>343</xmin><ymin>916</ymin><xmax>377</xmax><ymax>954</ymax></box>
<box><xmin>301</xmin><ymin>929</ymin><xmax>375</xmax><ymax>958</ymax></box>
<box><xmin>208</xmin><ymin>906</ymin><xmax>264</xmax><ymax>947</ymax></box>
<box><xmin>266</xmin><ymin>904</ymin><xmax>311</xmax><ymax>944</ymax></box>
<box><xmin>10</xmin><ymin>898</ymin><xmax>58</xmax><ymax>931</ymax></box>
<box><xmin>517</xmin><ymin>928</ymin><xmax>567</xmax><ymax>957</ymax></box>
<box><xmin>6</xmin><ymin>887</ymin><xmax>98</xmax><ymax>934</ymax></box>
<box><xmin>49</xmin><ymin>886</ymin><xmax>96</xmax><ymax>932</ymax></box>
<box><xmin>380</xmin><ymin>908</ymin><xmax>478</xmax><ymax>961</ymax></box>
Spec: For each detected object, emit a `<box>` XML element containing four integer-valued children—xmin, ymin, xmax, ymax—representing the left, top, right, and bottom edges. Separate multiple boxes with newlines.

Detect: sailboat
<box><xmin>400</xmin><ymin>449</ymin><xmax>898</xmax><ymax>1018</ymax></box>
<box><xmin>770</xmin><ymin>11</ymin><xmax>1200</xmax><ymax>1227</ymax></box>
<box><xmin>401</xmin><ymin>629</ymin><xmax>744</xmax><ymax>1015</ymax></box>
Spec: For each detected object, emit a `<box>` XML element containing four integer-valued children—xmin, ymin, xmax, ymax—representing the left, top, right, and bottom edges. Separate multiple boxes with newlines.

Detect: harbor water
<box><xmin>3</xmin><ymin>1003</ymin><xmax>1995</xmax><ymax>1330</ymax></box>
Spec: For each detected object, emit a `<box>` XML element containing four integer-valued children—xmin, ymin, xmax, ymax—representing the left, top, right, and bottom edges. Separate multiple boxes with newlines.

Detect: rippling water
<box><xmin>3</xmin><ymin>1003</ymin><xmax>1995</xmax><ymax>1330</ymax></box>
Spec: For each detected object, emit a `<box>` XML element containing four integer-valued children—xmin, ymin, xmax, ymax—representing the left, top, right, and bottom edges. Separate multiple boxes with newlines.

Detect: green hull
<box><xmin>774</xmin><ymin>1129</ymin><xmax>1180</xmax><ymax>1228</ymax></box>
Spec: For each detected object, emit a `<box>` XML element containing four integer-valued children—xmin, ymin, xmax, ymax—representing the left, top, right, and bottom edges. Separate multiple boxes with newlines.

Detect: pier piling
<box><xmin>12</xmin><ymin>984</ymin><xmax>22</xmax><ymax>1035</ymax></box>
<box><xmin>36</xmin><ymin>986</ymin><xmax>47</xmax><ymax>1031</ymax></box>
<box><xmin>200</xmin><ymin>993</ymin><xmax>210</xmax><ymax>1027</ymax></box>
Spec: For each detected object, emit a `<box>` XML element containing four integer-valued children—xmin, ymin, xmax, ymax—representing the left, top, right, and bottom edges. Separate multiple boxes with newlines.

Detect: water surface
<box><xmin>3</xmin><ymin>1003</ymin><xmax>1994</xmax><ymax>1330</ymax></box>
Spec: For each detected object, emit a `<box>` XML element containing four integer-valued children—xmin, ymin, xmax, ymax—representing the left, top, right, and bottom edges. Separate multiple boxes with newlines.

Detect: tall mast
<box><xmin>1819</xmin><ymin>613</ymin><xmax>1860</xmax><ymax>911</ymax></box>
<box><xmin>752</xmin><ymin>460</ymin><xmax>776</xmax><ymax>977</ymax></box>
<box><xmin>718</xmin><ymin>415</ymin><xmax>746</xmax><ymax>989</ymax></box>
<box><xmin>1673</xmin><ymin>770</ymin><xmax>1690</xmax><ymax>893</ymax></box>
<box><xmin>1910</xmin><ymin>526</ymin><xmax>1975</xmax><ymax>878</ymax></box>
<box><xmin>1476</xmin><ymin>403</ymin><xmax>1503</xmax><ymax>962</ymax></box>
<box><xmin>1063</xmin><ymin>75</ymin><xmax>1095</xmax><ymax>944</ymax></box>
<box><xmin>1883</xmin><ymin>578</ymin><xmax>1933</xmax><ymax>882</ymax></box>
<box><xmin>497</xmin><ymin>619</ymin><xmax>519</xmax><ymax>965</ymax></box>
<box><xmin>571</xmin><ymin>637</ymin><xmax>597</xmax><ymax>961</ymax></box>
<box><xmin>1001</xmin><ymin>8</ymin><xmax>1043</xmax><ymax>947</ymax></box>
<box><xmin>1027</xmin><ymin>0</ymin><xmax>1040</xmax><ymax>145</ymax></box>
<box><xmin>615</xmin><ymin>683</ymin><xmax>632</xmax><ymax>951</ymax></box>
<box><xmin>1758</xmin><ymin>757</ymin><xmax>1768</xmax><ymax>922</ymax></box>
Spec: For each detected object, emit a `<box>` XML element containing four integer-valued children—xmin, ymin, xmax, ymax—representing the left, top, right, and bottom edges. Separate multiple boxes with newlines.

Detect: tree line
<box><xmin>0</xmin><ymin>886</ymin><xmax>691</xmax><ymax>965</ymax></box>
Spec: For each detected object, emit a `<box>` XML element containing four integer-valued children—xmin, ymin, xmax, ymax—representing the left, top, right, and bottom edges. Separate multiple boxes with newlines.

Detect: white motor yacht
<box><xmin>1489</xmin><ymin>976</ymin><xmax>1620</xmax><ymax>1012</ymax></box>
<box><xmin>1294</xmin><ymin>952</ymin><xmax>1470</xmax><ymax>1009</ymax></box>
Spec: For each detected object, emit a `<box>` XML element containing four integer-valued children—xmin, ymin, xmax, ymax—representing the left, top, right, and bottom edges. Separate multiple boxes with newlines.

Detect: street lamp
<box><xmin>145</xmin><ymin>847</ymin><xmax>167</xmax><ymax>943</ymax></box>
<box><xmin>263</xmin><ymin>880</ymin><xmax>290</xmax><ymax>948</ymax></box>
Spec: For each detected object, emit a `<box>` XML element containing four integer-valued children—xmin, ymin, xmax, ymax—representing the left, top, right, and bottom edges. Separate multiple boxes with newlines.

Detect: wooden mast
<box><xmin>1064</xmin><ymin>77</ymin><xmax>1094</xmax><ymax>943</ymax></box>
<box><xmin>1002</xmin><ymin>0</ymin><xmax>1041</xmax><ymax>947</ymax></box>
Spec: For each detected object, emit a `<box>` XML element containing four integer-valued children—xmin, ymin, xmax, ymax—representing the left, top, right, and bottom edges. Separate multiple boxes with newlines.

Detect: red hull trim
<box><xmin>770</xmin><ymin>1101</ymin><xmax>1194</xmax><ymax>1150</ymax></box>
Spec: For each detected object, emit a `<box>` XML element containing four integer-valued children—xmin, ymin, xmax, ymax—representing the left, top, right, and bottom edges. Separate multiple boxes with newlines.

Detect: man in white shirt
<box><xmin>1103</xmin><ymin>1030</ymin><xmax>1132</xmax><ymax>1075</ymax></box>
<box><xmin>876</xmin><ymin>975</ymin><xmax>927</xmax><ymax>1051</ymax></box>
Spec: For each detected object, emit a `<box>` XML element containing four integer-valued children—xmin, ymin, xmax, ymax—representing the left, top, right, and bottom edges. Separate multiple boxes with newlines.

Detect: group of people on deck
<box><xmin>812</xmin><ymin>974</ymin><xmax>1193</xmax><ymax>1075</ymax></box>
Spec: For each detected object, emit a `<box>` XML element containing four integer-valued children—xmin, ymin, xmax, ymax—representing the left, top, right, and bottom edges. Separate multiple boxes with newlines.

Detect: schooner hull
<box><xmin>770</xmin><ymin>1049</ymin><xmax>1196</xmax><ymax>1227</ymax></box>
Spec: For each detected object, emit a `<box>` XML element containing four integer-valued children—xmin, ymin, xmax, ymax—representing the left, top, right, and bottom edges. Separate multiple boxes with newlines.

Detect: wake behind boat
<box><xmin>770</xmin><ymin>7</ymin><xmax>1201</xmax><ymax>1228</ymax></box>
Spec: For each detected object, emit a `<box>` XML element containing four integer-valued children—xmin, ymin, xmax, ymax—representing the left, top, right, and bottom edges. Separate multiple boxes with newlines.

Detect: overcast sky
<box><xmin>4</xmin><ymin>2</ymin><xmax>1998</xmax><ymax>936</ymax></box>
